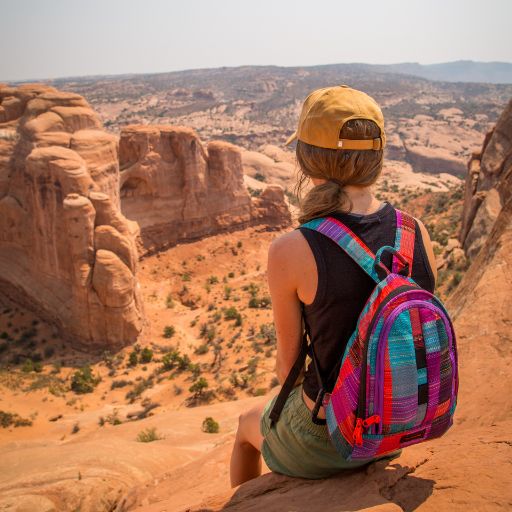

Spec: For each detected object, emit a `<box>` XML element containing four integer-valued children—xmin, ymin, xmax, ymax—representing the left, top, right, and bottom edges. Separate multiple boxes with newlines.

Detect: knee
<box><xmin>237</xmin><ymin>410</ymin><xmax>250</xmax><ymax>430</ymax></box>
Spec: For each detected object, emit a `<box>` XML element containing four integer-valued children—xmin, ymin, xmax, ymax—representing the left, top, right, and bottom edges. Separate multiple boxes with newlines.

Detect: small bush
<box><xmin>249</xmin><ymin>295</ymin><xmax>271</xmax><ymax>309</ymax></box>
<box><xmin>163</xmin><ymin>326</ymin><xmax>175</xmax><ymax>339</ymax></box>
<box><xmin>136</xmin><ymin>427</ymin><xmax>163</xmax><ymax>443</ymax></box>
<box><xmin>160</xmin><ymin>349</ymin><xmax>191</xmax><ymax>373</ymax></box>
<box><xmin>0</xmin><ymin>410</ymin><xmax>32</xmax><ymax>428</ymax></box>
<box><xmin>22</xmin><ymin>358</ymin><xmax>42</xmax><ymax>373</ymax></box>
<box><xmin>70</xmin><ymin>366</ymin><xmax>100</xmax><ymax>394</ymax></box>
<box><xmin>224</xmin><ymin>307</ymin><xmax>239</xmax><ymax>320</ymax></box>
<box><xmin>202</xmin><ymin>416</ymin><xmax>219</xmax><ymax>433</ymax></box>
<box><xmin>111</xmin><ymin>379</ymin><xmax>131</xmax><ymax>390</ymax></box>
<box><xmin>194</xmin><ymin>344</ymin><xmax>209</xmax><ymax>355</ymax></box>
<box><xmin>189</xmin><ymin>377</ymin><xmax>208</xmax><ymax>397</ymax></box>
<box><xmin>247</xmin><ymin>357</ymin><xmax>259</xmax><ymax>375</ymax></box>
<box><xmin>128</xmin><ymin>351</ymin><xmax>138</xmax><ymax>367</ymax></box>
<box><xmin>199</xmin><ymin>323</ymin><xmax>216</xmax><ymax>342</ymax></box>
<box><xmin>165</xmin><ymin>294</ymin><xmax>175</xmax><ymax>309</ymax></box>
<box><xmin>140</xmin><ymin>347</ymin><xmax>153</xmax><ymax>364</ymax></box>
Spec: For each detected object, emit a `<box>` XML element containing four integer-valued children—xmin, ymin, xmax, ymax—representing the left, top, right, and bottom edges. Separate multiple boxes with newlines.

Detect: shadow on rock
<box><xmin>193</xmin><ymin>459</ymin><xmax>434</xmax><ymax>512</ymax></box>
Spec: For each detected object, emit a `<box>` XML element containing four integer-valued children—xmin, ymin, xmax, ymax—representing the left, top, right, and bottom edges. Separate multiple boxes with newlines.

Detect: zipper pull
<box><xmin>353</xmin><ymin>418</ymin><xmax>364</xmax><ymax>446</ymax></box>
<box><xmin>362</xmin><ymin>415</ymin><xmax>381</xmax><ymax>429</ymax></box>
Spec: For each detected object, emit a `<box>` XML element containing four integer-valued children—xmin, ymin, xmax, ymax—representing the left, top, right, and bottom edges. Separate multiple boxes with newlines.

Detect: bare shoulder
<box><xmin>268</xmin><ymin>229</ymin><xmax>308</xmax><ymax>258</ymax></box>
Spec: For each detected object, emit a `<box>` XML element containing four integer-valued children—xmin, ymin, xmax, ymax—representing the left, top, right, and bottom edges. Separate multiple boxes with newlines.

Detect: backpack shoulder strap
<box><xmin>300</xmin><ymin>216</ymin><xmax>381</xmax><ymax>284</ymax></box>
<box><xmin>392</xmin><ymin>209</ymin><xmax>416</xmax><ymax>273</ymax></box>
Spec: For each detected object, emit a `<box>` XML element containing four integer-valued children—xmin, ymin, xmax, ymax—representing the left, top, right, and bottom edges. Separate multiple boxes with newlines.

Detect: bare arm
<box><xmin>267</xmin><ymin>233</ymin><xmax>304</xmax><ymax>386</ymax></box>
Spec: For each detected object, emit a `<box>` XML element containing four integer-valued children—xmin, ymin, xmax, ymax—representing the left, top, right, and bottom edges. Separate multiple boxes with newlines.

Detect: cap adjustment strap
<box><xmin>337</xmin><ymin>138</ymin><xmax>382</xmax><ymax>150</ymax></box>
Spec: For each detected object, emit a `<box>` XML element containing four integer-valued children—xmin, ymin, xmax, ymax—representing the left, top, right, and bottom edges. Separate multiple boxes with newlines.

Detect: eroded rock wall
<box><xmin>0</xmin><ymin>84</ymin><xmax>143</xmax><ymax>350</ymax></box>
<box><xmin>119</xmin><ymin>125</ymin><xmax>291</xmax><ymax>254</ymax></box>
<box><xmin>459</xmin><ymin>98</ymin><xmax>512</xmax><ymax>259</ymax></box>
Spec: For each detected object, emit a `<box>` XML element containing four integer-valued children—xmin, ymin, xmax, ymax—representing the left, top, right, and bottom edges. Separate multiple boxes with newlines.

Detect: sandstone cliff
<box><xmin>119</xmin><ymin>125</ymin><xmax>291</xmax><ymax>254</ymax></box>
<box><xmin>0</xmin><ymin>84</ymin><xmax>144</xmax><ymax>350</ymax></box>
<box><xmin>458</xmin><ymin>98</ymin><xmax>512</xmax><ymax>259</ymax></box>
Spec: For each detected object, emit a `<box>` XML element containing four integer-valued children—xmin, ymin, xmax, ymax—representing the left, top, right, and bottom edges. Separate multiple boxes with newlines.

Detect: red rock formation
<box><xmin>0</xmin><ymin>84</ymin><xmax>143</xmax><ymax>350</ymax></box>
<box><xmin>459</xmin><ymin>98</ymin><xmax>512</xmax><ymax>259</ymax></box>
<box><xmin>119</xmin><ymin>125</ymin><xmax>291</xmax><ymax>254</ymax></box>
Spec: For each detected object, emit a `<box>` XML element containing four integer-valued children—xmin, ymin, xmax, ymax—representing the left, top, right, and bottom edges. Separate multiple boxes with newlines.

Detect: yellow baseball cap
<box><xmin>285</xmin><ymin>85</ymin><xmax>386</xmax><ymax>150</ymax></box>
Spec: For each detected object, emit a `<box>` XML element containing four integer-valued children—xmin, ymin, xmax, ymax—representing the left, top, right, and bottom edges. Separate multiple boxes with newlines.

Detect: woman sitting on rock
<box><xmin>230</xmin><ymin>85</ymin><xmax>437</xmax><ymax>486</ymax></box>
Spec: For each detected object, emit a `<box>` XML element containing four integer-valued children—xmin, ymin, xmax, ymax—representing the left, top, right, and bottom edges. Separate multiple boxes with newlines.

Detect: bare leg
<box><xmin>230</xmin><ymin>400</ymin><xmax>266</xmax><ymax>488</ymax></box>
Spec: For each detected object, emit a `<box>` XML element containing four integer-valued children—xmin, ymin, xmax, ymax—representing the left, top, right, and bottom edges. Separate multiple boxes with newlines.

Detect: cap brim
<box><xmin>284</xmin><ymin>131</ymin><xmax>297</xmax><ymax>146</ymax></box>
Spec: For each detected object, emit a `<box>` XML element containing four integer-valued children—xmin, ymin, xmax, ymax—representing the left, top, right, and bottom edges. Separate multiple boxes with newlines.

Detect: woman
<box><xmin>230</xmin><ymin>85</ymin><xmax>438</xmax><ymax>487</ymax></box>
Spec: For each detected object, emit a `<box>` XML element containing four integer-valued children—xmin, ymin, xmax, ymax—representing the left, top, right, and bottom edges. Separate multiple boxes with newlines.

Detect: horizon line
<box><xmin>3</xmin><ymin>58</ymin><xmax>512</xmax><ymax>85</ymax></box>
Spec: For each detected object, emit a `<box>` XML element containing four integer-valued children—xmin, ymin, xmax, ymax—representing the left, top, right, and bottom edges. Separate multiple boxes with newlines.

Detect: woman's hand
<box><xmin>267</xmin><ymin>232</ymin><xmax>304</xmax><ymax>386</ymax></box>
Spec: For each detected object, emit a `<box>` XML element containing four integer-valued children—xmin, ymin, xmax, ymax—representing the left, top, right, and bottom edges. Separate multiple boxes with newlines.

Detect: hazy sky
<box><xmin>1</xmin><ymin>0</ymin><xmax>511</xmax><ymax>82</ymax></box>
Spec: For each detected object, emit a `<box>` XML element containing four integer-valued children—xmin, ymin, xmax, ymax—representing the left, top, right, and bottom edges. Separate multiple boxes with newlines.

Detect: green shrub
<box><xmin>140</xmin><ymin>347</ymin><xmax>153</xmax><ymax>364</ymax></box>
<box><xmin>189</xmin><ymin>377</ymin><xmax>208</xmax><ymax>397</ymax></box>
<box><xmin>224</xmin><ymin>306</ymin><xmax>238</xmax><ymax>320</ymax></box>
<box><xmin>247</xmin><ymin>357</ymin><xmax>259</xmax><ymax>375</ymax></box>
<box><xmin>111</xmin><ymin>379</ymin><xmax>132</xmax><ymax>390</ymax></box>
<box><xmin>161</xmin><ymin>349</ymin><xmax>191</xmax><ymax>373</ymax></box>
<box><xmin>165</xmin><ymin>294</ymin><xmax>175</xmax><ymax>309</ymax></box>
<box><xmin>163</xmin><ymin>326</ymin><xmax>175</xmax><ymax>339</ymax></box>
<box><xmin>22</xmin><ymin>358</ymin><xmax>42</xmax><ymax>373</ymax></box>
<box><xmin>0</xmin><ymin>410</ymin><xmax>32</xmax><ymax>428</ymax></box>
<box><xmin>200</xmin><ymin>323</ymin><xmax>216</xmax><ymax>342</ymax></box>
<box><xmin>248</xmin><ymin>296</ymin><xmax>271</xmax><ymax>309</ymax></box>
<box><xmin>202</xmin><ymin>416</ymin><xmax>219</xmax><ymax>433</ymax></box>
<box><xmin>128</xmin><ymin>351</ymin><xmax>138</xmax><ymax>367</ymax></box>
<box><xmin>136</xmin><ymin>427</ymin><xmax>163</xmax><ymax>442</ymax></box>
<box><xmin>70</xmin><ymin>365</ymin><xmax>100</xmax><ymax>394</ymax></box>
<box><xmin>194</xmin><ymin>344</ymin><xmax>209</xmax><ymax>355</ymax></box>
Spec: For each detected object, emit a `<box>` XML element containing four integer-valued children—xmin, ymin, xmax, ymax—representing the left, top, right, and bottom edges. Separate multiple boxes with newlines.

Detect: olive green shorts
<box><xmin>260</xmin><ymin>384</ymin><xmax>400</xmax><ymax>479</ymax></box>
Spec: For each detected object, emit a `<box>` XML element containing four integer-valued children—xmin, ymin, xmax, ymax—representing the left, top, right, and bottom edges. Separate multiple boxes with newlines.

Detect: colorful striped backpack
<box><xmin>269</xmin><ymin>208</ymin><xmax>459</xmax><ymax>461</ymax></box>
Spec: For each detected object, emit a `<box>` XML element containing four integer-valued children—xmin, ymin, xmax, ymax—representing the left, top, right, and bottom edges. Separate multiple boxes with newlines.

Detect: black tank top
<box><xmin>298</xmin><ymin>200</ymin><xmax>436</xmax><ymax>403</ymax></box>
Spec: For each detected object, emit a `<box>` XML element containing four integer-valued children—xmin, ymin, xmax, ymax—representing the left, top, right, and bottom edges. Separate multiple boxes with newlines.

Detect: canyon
<box><xmin>0</xmin><ymin>84</ymin><xmax>291</xmax><ymax>350</ymax></box>
<box><xmin>0</xmin><ymin>77</ymin><xmax>510</xmax><ymax>512</ymax></box>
